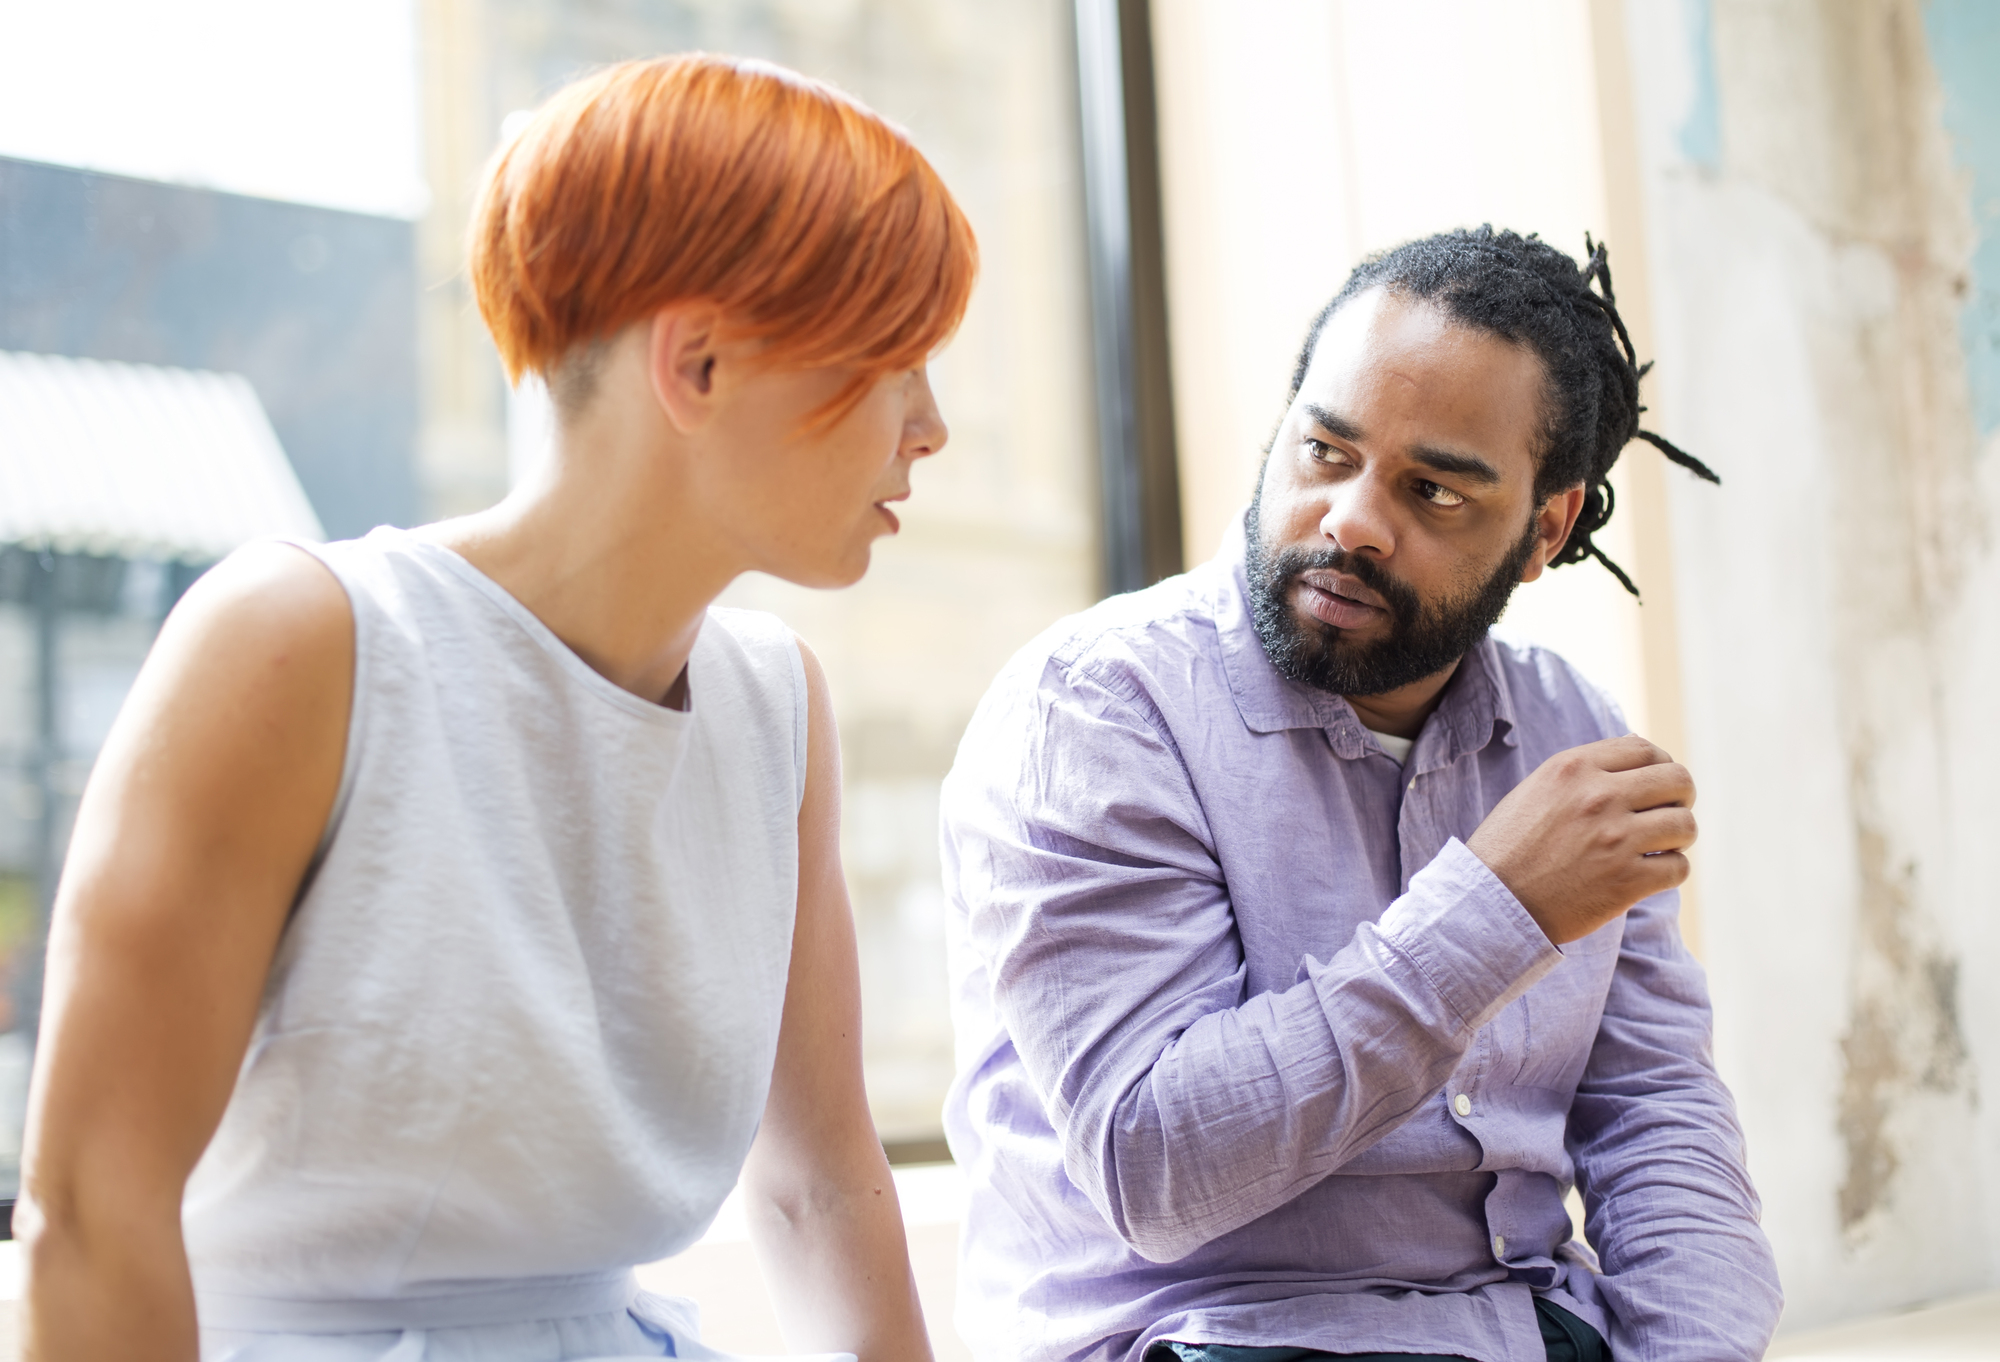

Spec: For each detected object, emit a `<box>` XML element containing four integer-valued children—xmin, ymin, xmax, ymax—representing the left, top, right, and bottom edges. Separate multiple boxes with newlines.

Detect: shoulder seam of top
<box><xmin>1044</xmin><ymin>646</ymin><xmax>1189</xmax><ymax>771</ymax></box>
<box><xmin>1045</xmin><ymin>595</ymin><xmax>1215</xmax><ymax>672</ymax></box>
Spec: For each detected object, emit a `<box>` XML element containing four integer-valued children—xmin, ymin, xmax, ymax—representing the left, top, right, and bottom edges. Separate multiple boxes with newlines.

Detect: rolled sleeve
<box><xmin>1373</xmin><ymin>838</ymin><xmax>1560</xmax><ymax>1033</ymax></box>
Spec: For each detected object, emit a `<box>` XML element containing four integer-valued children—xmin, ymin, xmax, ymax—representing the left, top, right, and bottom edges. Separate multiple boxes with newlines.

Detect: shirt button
<box><xmin>1407</xmin><ymin>778</ymin><xmax>1416</xmax><ymax>790</ymax></box>
<box><xmin>1454</xmin><ymin>1093</ymin><xmax>1473</xmax><ymax>1117</ymax></box>
<box><xmin>1493</xmin><ymin>1234</ymin><xmax>1506</xmax><ymax>1257</ymax></box>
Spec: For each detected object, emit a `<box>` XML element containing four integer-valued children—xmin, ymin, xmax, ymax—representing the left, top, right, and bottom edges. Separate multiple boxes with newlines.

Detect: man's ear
<box><xmin>1518</xmin><ymin>484</ymin><xmax>1587</xmax><ymax>583</ymax></box>
<box><xmin>647</xmin><ymin>303</ymin><xmax>724</xmax><ymax>435</ymax></box>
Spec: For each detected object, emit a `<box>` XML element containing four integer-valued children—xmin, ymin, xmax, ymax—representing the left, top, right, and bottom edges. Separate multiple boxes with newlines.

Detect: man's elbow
<box><xmin>1078</xmin><ymin>1152</ymin><xmax>1225</xmax><ymax>1264</ymax></box>
<box><xmin>1114</xmin><ymin>1213</ymin><xmax>1213</xmax><ymax>1264</ymax></box>
<box><xmin>1061</xmin><ymin>1086</ymin><xmax>1244</xmax><ymax>1263</ymax></box>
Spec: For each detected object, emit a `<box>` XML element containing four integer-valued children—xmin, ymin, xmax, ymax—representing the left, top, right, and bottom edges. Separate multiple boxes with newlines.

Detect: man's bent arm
<box><xmin>944</xmin><ymin>661</ymin><xmax>1561</xmax><ymax>1262</ymax></box>
<box><xmin>1567</xmin><ymin>890</ymin><xmax>1782</xmax><ymax>1362</ymax></box>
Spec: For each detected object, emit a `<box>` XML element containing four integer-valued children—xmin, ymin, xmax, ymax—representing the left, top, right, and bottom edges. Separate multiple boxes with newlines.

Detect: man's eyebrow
<box><xmin>1410</xmin><ymin>444</ymin><xmax>1502</xmax><ymax>487</ymax></box>
<box><xmin>1304</xmin><ymin>402</ymin><xmax>1504</xmax><ymax>487</ymax></box>
<box><xmin>1300</xmin><ymin>403</ymin><xmax>1363</xmax><ymax>443</ymax></box>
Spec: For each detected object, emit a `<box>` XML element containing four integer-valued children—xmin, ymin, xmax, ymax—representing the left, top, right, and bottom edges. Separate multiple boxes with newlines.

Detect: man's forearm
<box><xmin>1014</xmin><ymin>840</ymin><xmax>1560</xmax><ymax>1261</ymax></box>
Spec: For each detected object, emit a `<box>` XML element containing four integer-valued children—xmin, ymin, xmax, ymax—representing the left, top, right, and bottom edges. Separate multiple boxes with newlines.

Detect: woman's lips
<box><xmin>1297</xmin><ymin>579</ymin><xmax>1386</xmax><ymax>630</ymax></box>
<box><xmin>874</xmin><ymin>489</ymin><xmax>909</xmax><ymax>533</ymax></box>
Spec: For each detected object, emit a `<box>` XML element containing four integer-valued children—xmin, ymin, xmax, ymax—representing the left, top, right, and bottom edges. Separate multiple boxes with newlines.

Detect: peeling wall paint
<box><xmin>1836</xmin><ymin>752</ymin><xmax>1972</xmax><ymax>1234</ymax></box>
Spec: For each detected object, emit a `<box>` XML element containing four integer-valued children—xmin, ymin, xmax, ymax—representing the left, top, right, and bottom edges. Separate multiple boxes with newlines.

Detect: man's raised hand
<box><xmin>1464</xmin><ymin>734</ymin><xmax>1697</xmax><ymax>946</ymax></box>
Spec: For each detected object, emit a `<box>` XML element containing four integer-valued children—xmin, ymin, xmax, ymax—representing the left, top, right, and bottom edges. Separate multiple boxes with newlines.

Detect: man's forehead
<box><xmin>1304</xmin><ymin>288</ymin><xmax>1524</xmax><ymax>388</ymax></box>
<box><xmin>1309</xmin><ymin>285</ymin><xmax>1423</xmax><ymax>361</ymax></box>
<box><xmin>1294</xmin><ymin>289</ymin><xmax>1546</xmax><ymax>474</ymax></box>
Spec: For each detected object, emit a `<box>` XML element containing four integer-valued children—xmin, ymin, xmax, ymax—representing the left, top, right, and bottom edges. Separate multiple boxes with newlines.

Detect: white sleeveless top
<box><xmin>183</xmin><ymin>527</ymin><xmax>807</xmax><ymax>1336</ymax></box>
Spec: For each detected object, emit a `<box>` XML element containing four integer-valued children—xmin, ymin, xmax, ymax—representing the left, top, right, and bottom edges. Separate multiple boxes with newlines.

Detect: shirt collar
<box><xmin>1212</xmin><ymin>515</ymin><xmax>1520</xmax><ymax>769</ymax></box>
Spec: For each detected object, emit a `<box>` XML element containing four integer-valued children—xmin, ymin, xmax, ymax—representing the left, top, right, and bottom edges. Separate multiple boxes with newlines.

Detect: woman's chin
<box><xmin>767</xmin><ymin>543</ymin><xmax>875</xmax><ymax>591</ymax></box>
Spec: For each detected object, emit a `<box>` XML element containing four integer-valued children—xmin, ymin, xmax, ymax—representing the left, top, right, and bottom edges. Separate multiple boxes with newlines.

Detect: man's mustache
<box><xmin>1268</xmin><ymin>545</ymin><xmax>1420</xmax><ymax>626</ymax></box>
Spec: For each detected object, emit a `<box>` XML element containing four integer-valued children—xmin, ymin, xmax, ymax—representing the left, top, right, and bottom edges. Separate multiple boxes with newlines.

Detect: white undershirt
<box><xmin>1367</xmin><ymin>727</ymin><xmax>1415</xmax><ymax>765</ymax></box>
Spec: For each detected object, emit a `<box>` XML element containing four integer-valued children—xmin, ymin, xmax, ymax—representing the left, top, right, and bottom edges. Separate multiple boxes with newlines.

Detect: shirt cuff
<box><xmin>1375</xmin><ymin>837</ymin><xmax>1562</xmax><ymax>1032</ymax></box>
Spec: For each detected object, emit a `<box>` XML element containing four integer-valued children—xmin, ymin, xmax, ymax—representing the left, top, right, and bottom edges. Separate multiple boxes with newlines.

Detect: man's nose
<box><xmin>1318</xmin><ymin>472</ymin><xmax>1395</xmax><ymax>559</ymax></box>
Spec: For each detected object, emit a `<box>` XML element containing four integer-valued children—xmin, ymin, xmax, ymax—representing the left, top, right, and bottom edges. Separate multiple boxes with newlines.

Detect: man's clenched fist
<box><xmin>1465</xmin><ymin>734</ymin><xmax>1696</xmax><ymax>945</ymax></box>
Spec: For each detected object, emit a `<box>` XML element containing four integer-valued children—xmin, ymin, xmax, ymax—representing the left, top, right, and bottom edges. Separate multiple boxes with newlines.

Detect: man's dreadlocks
<box><xmin>1286</xmin><ymin>226</ymin><xmax>1718</xmax><ymax>598</ymax></box>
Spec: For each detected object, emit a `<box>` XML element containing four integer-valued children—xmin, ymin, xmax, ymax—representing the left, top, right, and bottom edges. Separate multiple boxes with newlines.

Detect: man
<box><xmin>940</xmin><ymin>229</ymin><xmax>1781</xmax><ymax>1362</ymax></box>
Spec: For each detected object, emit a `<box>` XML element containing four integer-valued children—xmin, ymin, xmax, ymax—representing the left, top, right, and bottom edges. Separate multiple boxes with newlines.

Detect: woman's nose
<box><xmin>904</xmin><ymin>368</ymin><xmax>947</xmax><ymax>460</ymax></box>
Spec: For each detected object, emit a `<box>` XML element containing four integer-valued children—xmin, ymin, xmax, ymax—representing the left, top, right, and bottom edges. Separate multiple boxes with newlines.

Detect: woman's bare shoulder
<box><xmin>98</xmin><ymin>541</ymin><xmax>355</xmax><ymax>818</ymax></box>
<box><xmin>168</xmin><ymin>541</ymin><xmax>352</xmax><ymax>655</ymax></box>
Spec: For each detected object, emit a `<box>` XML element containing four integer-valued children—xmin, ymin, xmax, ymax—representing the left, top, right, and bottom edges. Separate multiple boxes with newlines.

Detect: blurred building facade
<box><xmin>0</xmin><ymin>158</ymin><xmax>421</xmax><ymax>539</ymax></box>
<box><xmin>1151</xmin><ymin>0</ymin><xmax>2000</xmax><ymax>1337</ymax></box>
<box><xmin>0</xmin><ymin>159</ymin><xmax>421</xmax><ymax>1194</ymax></box>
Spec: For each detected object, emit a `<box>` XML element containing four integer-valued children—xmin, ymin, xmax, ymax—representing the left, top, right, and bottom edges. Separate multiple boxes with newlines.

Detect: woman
<box><xmin>20</xmin><ymin>54</ymin><xmax>976</xmax><ymax>1361</ymax></box>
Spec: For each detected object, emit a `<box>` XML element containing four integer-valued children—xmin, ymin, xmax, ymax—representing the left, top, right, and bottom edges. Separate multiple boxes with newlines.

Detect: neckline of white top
<box><xmin>393</xmin><ymin>528</ymin><xmax>699</xmax><ymax>730</ymax></box>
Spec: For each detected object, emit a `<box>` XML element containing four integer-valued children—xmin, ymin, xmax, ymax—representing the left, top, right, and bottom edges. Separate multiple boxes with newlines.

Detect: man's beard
<box><xmin>1244</xmin><ymin>489</ymin><xmax>1539</xmax><ymax>699</ymax></box>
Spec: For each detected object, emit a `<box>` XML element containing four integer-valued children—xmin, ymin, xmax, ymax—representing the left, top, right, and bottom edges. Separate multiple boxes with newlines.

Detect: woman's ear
<box><xmin>1518</xmin><ymin>484</ymin><xmax>1587</xmax><ymax>584</ymax></box>
<box><xmin>647</xmin><ymin>303</ymin><xmax>724</xmax><ymax>434</ymax></box>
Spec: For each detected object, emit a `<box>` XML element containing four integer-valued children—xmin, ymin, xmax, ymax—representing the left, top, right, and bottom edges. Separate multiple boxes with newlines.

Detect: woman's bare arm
<box><xmin>739</xmin><ymin>639</ymin><xmax>932</xmax><ymax>1362</ymax></box>
<box><xmin>20</xmin><ymin>543</ymin><xmax>353</xmax><ymax>1362</ymax></box>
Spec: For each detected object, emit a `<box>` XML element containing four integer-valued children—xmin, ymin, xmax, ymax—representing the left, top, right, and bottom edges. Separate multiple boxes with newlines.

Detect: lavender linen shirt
<box><xmin>939</xmin><ymin>537</ymin><xmax>1780</xmax><ymax>1362</ymax></box>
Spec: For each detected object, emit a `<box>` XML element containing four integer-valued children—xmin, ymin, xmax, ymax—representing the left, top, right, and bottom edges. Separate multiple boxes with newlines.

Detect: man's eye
<box><xmin>1418</xmin><ymin>481</ymin><xmax>1466</xmax><ymax>507</ymax></box>
<box><xmin>1304</xmin><ymin>438</ymin><xmax>1333</xmax><ymax>462</ymax></box>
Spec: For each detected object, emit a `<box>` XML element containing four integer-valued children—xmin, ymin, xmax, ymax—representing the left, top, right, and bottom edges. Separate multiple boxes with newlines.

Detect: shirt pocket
<box><xmin>1512</xmin><ymin>921</ymin><xmax>1622</xmax><ymax>1093</ymax></box>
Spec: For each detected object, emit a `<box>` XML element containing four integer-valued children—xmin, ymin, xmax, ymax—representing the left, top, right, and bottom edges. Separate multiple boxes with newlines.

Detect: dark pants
<box><xmin>1146</xmin><ymin>1297</ymin><xmax>1610</xmax><ymax>1362</ymax></box>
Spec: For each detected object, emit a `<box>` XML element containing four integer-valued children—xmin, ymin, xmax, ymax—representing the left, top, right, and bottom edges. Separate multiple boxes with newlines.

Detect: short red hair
<box><xmin>470</xmin><ymin>54</ymin><xmax>977</xmax><ymax>409</ymax></box>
